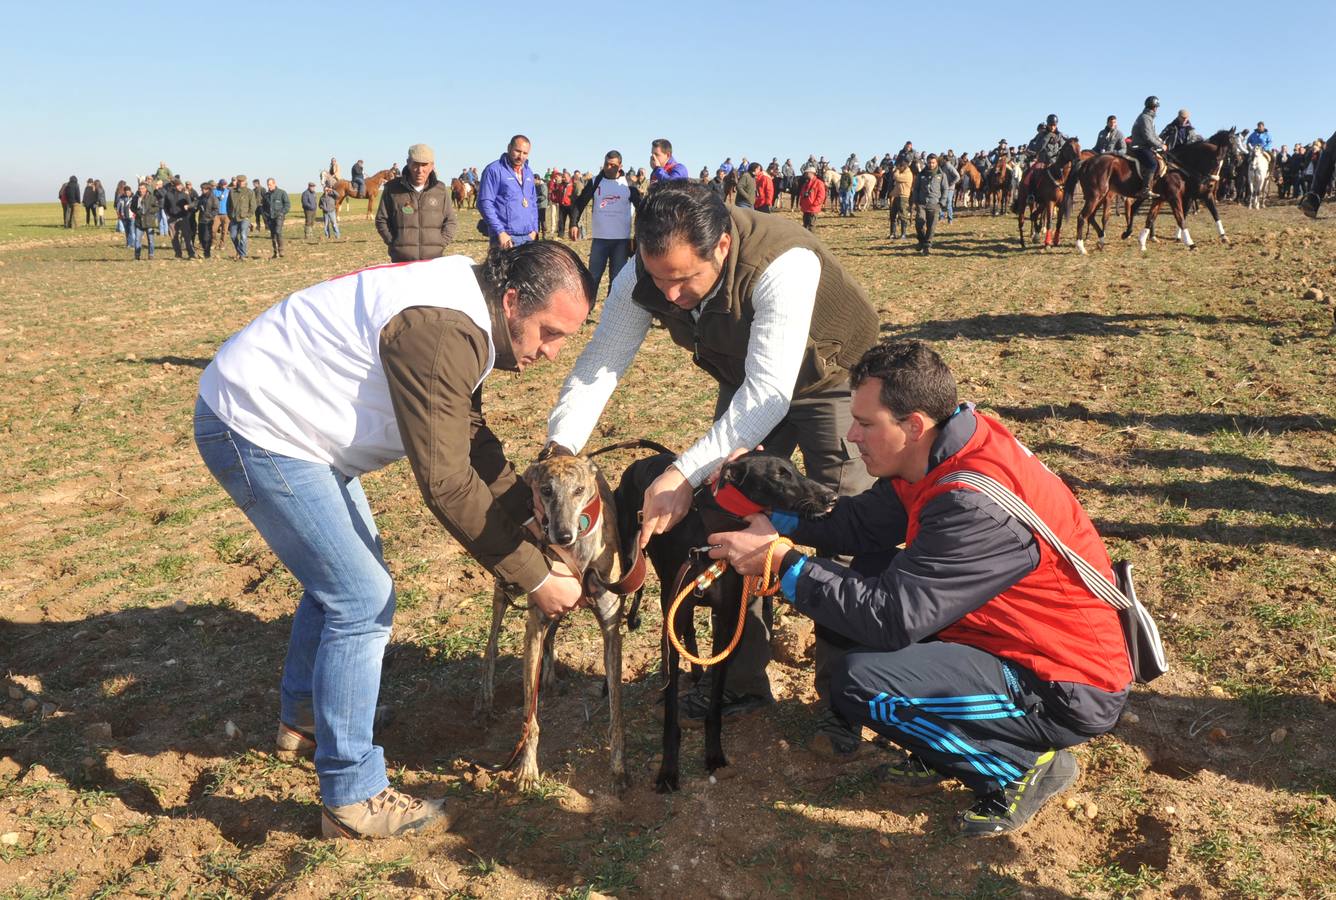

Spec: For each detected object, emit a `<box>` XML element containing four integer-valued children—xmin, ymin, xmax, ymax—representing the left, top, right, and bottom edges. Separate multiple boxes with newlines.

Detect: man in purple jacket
<box><xmin>478</xmin><ymin>135</ymin><xmax>539</xmax><ymax>248</ymax></box>
<box><xmin>650</xmin><ymin>138</ymin><xmax>690</xmax><ymax>184</ymax></box>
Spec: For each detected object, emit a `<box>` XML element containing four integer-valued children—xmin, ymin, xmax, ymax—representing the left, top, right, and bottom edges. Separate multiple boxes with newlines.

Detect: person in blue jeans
<box><xmin>567</xmin><ymin>151</ymin><xmax>642</xmax><ymax>301</ymax></box>
<box><xmin>194</xmin><ymin>242</ymin><xmax>593</xmax><ymax>839</ymax></box>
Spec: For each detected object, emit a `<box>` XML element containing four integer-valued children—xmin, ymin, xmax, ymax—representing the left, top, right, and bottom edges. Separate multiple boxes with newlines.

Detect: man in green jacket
<box><xmin>263</xmin><ymin>179</ymin><xmax>291</xmax><ymax>258</ymax></box>
<box><xmin>228</xmin><ymin>176</ymin><xmax>256</xmax><ymax>259</ymax></box>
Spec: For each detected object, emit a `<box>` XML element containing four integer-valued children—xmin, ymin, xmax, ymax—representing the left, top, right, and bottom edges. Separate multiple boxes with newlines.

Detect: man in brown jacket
<box><xmin>375</xmin><ymin>143</ymin><xmax>459</xmax><ymax>262</ymax></box>
<box><xmin>544</xmin><ymin>181</ymin><xmax>884</xmax><ymax>759</ymax></box>
<box><xmin>195</xmin><ymin>242</ymin><xmax>593</xmax><ymax>840</ymax></box>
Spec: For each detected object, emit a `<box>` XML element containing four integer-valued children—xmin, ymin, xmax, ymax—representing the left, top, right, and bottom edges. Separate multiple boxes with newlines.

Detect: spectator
<box><xmin>838</xmin><ymin>169</ymin><xmax>855</xmax><ymax>217</ymax></box>
<box><xmin>553</xmin><ymin>173</ymin><xmax>575</xmax><ymax>238</ymax></box>
<box><xmin>115</xmin><ymin>184</ymin><xmax>135</xmax><ymax>247</ymax></box>
<box><xmin>568</xmin><ymin>150</ymin><xmax>642</xmax><ymax>299</ymax></box>
<box><xmin>61</xmin><ymin>176</ymin><xmax>79</xmax><ymax>228</ymax></box>
<box><xmin>709</xmin><ymin>168</ymin><xmax>728</xmax><ymax>197</ymax></box>
<box><xmin>477</xmin><ymin>135</ymin><xmax>539</xmax><ymax>249</ymax></box>
<box><xmin>164</xmin><ymin>178</ymin><xmax>196</xmax><ymax>260</ymax></box>
<box><xmin>798</xmin><ymin>165</ymin><xmax>826</xmax><ymax>231</ymax></box>
<box><xmin>229</xmin><ymin>175</ymin><xmax>257</xmax><ymax>260</ymax></box>
<box><xmin>753</xmin><ymin>162</ymin><xmax>775</xmax><ymax>213</ymax></box>
<box><xmin>375</xmin><ymin>143</ymin><xmax>460</xmax><ymax>262</ymax></box>
<box><xmin>82</xmin><ymin>179</ymin><xmax>97</xmax><ymax>225</ymax></box>
<box><xmin>534</xmin><ymin>174</ymin><xmax>549</xmax><ymax>238</ymax></box>
<box><xmin>320</xmin><ymin>186</ymin><xmax>341</xmax><ymax>239</ymax></box>
<box><xmin>213</xmin><ymin>178</ymin><xmax>231</xmax><ymax>256</ymax></box>
<box><xmin>252</xmin><ymin>179</ymin><xmax>267</xmax><ymax>233</ymax></box>
<box><xmin>130</xmin><ymin>181</ymin><xmax>160</xmax><ymax>260</ymax></box>
<box><xmin>889</xmin><ymin>160</ymin><xmax>913</xmax><ymax>240</ymax></box>
<box><xmin>735</xmin><ymin>164</ymin><xmax>757</xmax><ymax>210</ymax></box>
<box><xmin>196</xmin><ymin>181</ymin><xmax>219</xmax><ymax>259</ymax></box>
<box><xmin>301</xmin><ymin>182</ymin><xmax>319</xmax><ymax>240</ymax></box>
<box><xmin>650</xmin><ymin>138</ymin><xmax>690</xmax><ymax>184</ymax></box>
<box><xmin>263</xmin><ymin>178</ymin><xmax>291</xmax><ymax>258</ymax></box>
<box><xmin>940</xmin><ymin>155</ymin><xmax>960</xmax><ymax>224</ymax></box>
<box><xmin>912</xmin><ymin>154</ymin><xmax>949</xmax><ymax>255</ymax></box>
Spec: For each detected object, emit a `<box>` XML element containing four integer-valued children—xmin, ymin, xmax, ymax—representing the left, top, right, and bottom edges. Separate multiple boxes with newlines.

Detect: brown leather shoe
<box><xmin>321</xmin><ymin>787</ymin><xmax>454</xmax><ymax>840</ymax></box>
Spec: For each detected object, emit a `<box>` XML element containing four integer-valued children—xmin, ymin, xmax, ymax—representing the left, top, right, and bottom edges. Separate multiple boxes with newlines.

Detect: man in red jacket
<box><xmin>750</xmin><ymin>162</ymin><xmax>775</xmax><ymax>212</ymax></box>
<box><xmin>709</xmin><ymin>339</ymin><xmax>1132</xmax><ymax>837</ymax></box>
<box><xmin>798</xmin><ymin>165</ymin><xmax>826</xmax><ymax>230</ymax></box>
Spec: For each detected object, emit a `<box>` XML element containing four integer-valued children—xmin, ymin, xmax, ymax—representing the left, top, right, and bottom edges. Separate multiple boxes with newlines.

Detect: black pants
<box><xmin>199</xmin><ymin>218</ymin><xmax>214</xmax><ymax>257</ymax></box>
<box><xmin>915</xmin><ymin>207</ymin><xmax>938</xmax><ymax>248</ymax></box>
<box><xmin>802</xmin><ymin>212</ymin><xmax>816</xmax><ymax>230</ymax></box>
<box><xmin>303</xmin><ymin>209</ymin><xmax>316</xmax><ymax>238</ymax></box>
<box><xmin>707</xmin><ymin>380</ymin><xmax>877</xmax><ymax>701</ymax></box>
<box><xmin>557</xmin><ymin>205</ymin><xmax>573</xmax><ymax>235</ymax></box>
<box><xmin>63</xmin><ymin>204</ymin><xmax>75</xmax><ymax>228</ymax></box>
<box><xmin>269</xmin><ymin>217</ymin><xmax>285</xmax><ymax>256</ymax></box>
<box><xmin>171</xmin><ymin>217</ymin><xmax>195</xmax><ymax>258</ymax></box>
<box><xmin>833</xmin><ymin>642</ymin><xmax>1095</xmax><ymax>795</ymax></box>
<box><xmin>1311</xmin><ymin>130</ymin><xmax>1336</xmax><ymax>201</ymax></box>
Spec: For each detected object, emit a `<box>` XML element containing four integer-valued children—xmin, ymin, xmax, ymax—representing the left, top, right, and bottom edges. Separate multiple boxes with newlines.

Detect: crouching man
<box><xmin>709</xmin><ymin>340</ymin><xmax>1132</xmax><ymax>836</ymax></box>
<box><xmin>194</xmin><ymin>242</ymin><xmax>593</xmax><ymax>839</ymax></box>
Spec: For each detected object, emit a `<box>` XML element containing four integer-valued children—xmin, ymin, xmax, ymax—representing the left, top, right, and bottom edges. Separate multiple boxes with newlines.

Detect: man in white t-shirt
<box><xmin>568</xmin><ymin>150</ymin><xmax>643</xmax><ymax>300</ymax></box>
<box><xmin>195</xmin><ymin>242</ymin><xmax>593</xmax><ymax>839</ymax></box>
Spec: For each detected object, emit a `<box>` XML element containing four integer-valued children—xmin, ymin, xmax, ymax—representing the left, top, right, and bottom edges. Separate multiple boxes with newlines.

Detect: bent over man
<box><xmin>545</xmin><ymin>181</ymin><xmax>880</xmax><ymax>756</ymax></box>
<box><xmin>710</xmin><ymin>340</ymin><xmax>1133</xmax><ymax>837</ymax></box>
<box><xmin>195</xmin><ymin>242</ymin><xmax>594</xmax><ymax>839</ymax></box>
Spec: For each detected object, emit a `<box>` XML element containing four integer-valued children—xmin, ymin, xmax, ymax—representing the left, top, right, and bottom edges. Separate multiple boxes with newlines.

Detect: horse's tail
<box><xmin>1061</xmin><ymin>159</ymin><xmax>1084</xmax><ymax>219</ymax></box>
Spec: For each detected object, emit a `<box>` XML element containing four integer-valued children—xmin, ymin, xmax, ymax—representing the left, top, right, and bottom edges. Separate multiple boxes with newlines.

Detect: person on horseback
<box><xmin>988</xmin><ymin>139</ymin><xmax>1010</xmax><ymax>166</ymax></box>
<box><xmin>1247</xmin><ymin>122</ymin><xmax>1272</xmax><ymax>152</ymax></box>
<box><xmin>1094</xmin><ymin>115</ymin><xmax>1125</xmax><ymax>155</ymax></box>
<box><xmin>1159</xmin><ymin>109</ymin><xmax>1199</xmax><ymax>151</ymax></box>
<box><xmin>1016</xmin><ymin>116</ymin><xmax>1064</xmax><ymax>211</ymax></box>
<box><xmin>351</xmin><ymin>160</ymin><xmax>365</xmax><ymax>197</ymax></box>
<box><xmin>1131</xmin><ymin>96</ymin><xmax>1166</xmax><ymax>201</ymax></box>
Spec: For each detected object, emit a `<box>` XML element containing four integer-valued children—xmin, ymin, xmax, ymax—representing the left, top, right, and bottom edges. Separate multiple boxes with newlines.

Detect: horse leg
<box><xmin>1205</xmin><ymin>196</ymin><xmax>1227</xmax><ymax>244</ymax></box>
<box><xmin>1138</xmin><ymin>198</ymin><xmax>1164</xmax><ymax>253</ymax></box>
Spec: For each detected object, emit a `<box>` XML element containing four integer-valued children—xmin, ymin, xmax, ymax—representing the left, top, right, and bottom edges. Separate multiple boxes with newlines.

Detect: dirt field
<box><xmin>2</xmin><ymin>198</ymin><xmax>1334</xmax><ymax>899</ymax></box>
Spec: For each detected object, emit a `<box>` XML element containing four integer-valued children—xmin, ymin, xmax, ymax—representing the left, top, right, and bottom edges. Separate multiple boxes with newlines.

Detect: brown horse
<box><xmin>334</xmin><ymin>168</ymin><xmax>394</xmax><ymax>219</ymax></box>
<box><xmin>1122</xmin><ymin>129</ymin><xmax>1236</xmax><ymax>252</ymax></box>
<box><xmin>986</xmin><ymin>155</ymin><xmax>1013</xmax><ymax>216</ymax></box>
<box><xmin>450</xmin><ymin>178</ymin><xmax>475</xmax><ymax>209</ymax></box>
<box><xmin>1017</xmin><ymin>139</ymin><xmax>1081</xmax><ymax>249</ymax></box>
<box><xmin>957</xmin><ymin>159</ymin><xmax>983</xmax><ymax>209</ymax></box>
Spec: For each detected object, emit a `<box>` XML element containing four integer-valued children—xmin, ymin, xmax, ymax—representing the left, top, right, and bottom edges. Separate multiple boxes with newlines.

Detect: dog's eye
<box><xmin>573</xmin><ymin>486</ymin><xmax>583</xmax><ymax>496</ymax></box>
<box><xmin>541</xmin><ymin>485</ymin><xmax>553</xmax><ymax>497</ymax></box>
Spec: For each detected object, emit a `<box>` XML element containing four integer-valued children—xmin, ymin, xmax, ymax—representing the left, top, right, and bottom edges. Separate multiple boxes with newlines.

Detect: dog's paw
<box><xmin>610</xmin><ymin>769</ymin><xmax>630</xmax><ymax>798</ymax></box>
<box><xmin>654</xmin><ymin>769</ymin><xmax>680</xmax><ymax>794</ymax></box>
<box><xmin>705</xmin><ymin>753</ymin><xmax>729</xmax><ymax>774</ymax></box>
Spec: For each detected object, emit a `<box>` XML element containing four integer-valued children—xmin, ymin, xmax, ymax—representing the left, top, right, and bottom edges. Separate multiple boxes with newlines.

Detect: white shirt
<box><xmin>589</xmin><ymin>174</ymin><xmax>634</xmax><ymax>240</ymax></box>
<box><xmin>199</xmin><ymin>256</ymin><xmax>493</xmax><ymax>477</ymax></box>
<box><xmin>547</xmin><ymin>247</ymin><xmax>820</xmax><ymax>485</ymax></box>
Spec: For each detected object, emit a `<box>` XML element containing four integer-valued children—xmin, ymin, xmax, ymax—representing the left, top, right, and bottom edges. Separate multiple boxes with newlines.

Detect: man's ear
<box><xmin>907</xmin><ymin>411</ymin><xmax>935</xmax><ymax>443</ymax></box>
<box><xmin>501</xmin><ymin>287</ymin><xmax>518</xmax><ymax>321</ymax></box>
<box><xmin>715</xmin><ymin>231</ymin><xmax>732</xmax><ymax>264</ymax></box>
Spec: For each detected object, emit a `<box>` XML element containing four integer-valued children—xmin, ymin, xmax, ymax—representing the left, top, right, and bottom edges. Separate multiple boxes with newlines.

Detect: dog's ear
<box><xmin>523</xmin><ymin>462</ymin><xmax>540</xmax><ymax>488</ymax></box>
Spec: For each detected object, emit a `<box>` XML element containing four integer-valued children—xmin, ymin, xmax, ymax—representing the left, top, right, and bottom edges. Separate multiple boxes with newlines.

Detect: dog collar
<box><xmin>577</xmin><ymin>493</ymin><xmax>602</xmax><ymax>537</ymax></box>
<box><xmin>713</xmin><ymin>481</ymin><xmax>765</xmax><ymax>518</ymax></box>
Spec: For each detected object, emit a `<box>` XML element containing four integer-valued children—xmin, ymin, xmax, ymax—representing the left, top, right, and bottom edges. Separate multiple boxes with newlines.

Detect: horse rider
<box><xmin>350</xmin><ymin>160</ymin><xmax>365</xmax><ymax>196</ymax></box>
<box><xmin>1094</xmin><ymin>115</ymin><xmax>1126</xmax><ymax>155</ymax></box>
<box><xmin>1159</xmin><ymin>108</ymin><xmax>1199</xmax><ymax>151</ymax></box>
<box><xmin>1247</xmin><ymin>122</ymin><xmax>1273</xmax><ymax>153</ymax></box>
<box><xmin>1020</xmin><ymin>115</ymin><xmax>1065</xmax><ymax>199</ymax></box>
<box><xmin>1131</xmin><ymin>96</ymin><xmax>1166</xmax><ymax>201</ymax></box>
<box><xmin>987</xmin><ymin>139</ymin><xmax>1010</xmax><ymax>166</ymax></box>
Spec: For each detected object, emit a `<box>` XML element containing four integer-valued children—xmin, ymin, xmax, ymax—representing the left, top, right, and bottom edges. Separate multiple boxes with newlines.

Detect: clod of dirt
<box><xmin>7</xmin><ymin>685</ymin><xmax>24</xmax><ymax>700</ymax></box>
<box><xmin>1121</xmin><ymin>711</ymin><xmax>1140</xmax><ymax>726</ymax></box>
<box><xmin>40</xmin><ymin>702</ymin><xmax>57</xmax><ymax>718</ymax></box>
<box><xmin>171</xmin><ymin>599</ymin><xmax>188</xmax><ymax>613</ymax></box>
<box><xmin>1165</xmin><ymin>805</ymin><xmax>1177</xmax><ymax>816</ymax></box>
<box><xmin>771</xmin><ymin>616</ymin><xmax>814</xmax><ymax>666</ymax></box>
<box><xmin>0</xmin><ymin>833</ymin><xmax>18</xmax><ymax>846</ymax></box>
<box><xmin>1065</xmin><ymin>797</ymin><xmax>1080</xmax><ymax>810</ymax></box>
<box><xmin>1271</xmin><ymin>727</ymin><xmax>1288</xmax><ymax>744</ymax></box>
<box><xmin>1208</xmin><ymin>727</ymin><xmax>1229</xmax><ymax>743</ymax></box>
<box><xmin>89</xmin><ymin>813</ymin><xmax>114</xmax><ymax>834</ymax></box>
<box><xmin>21</xmin><ymin>698</ymin><xmax>37</xmax><ymax>713</ymax></box>
<box><xmin>473</xmin><ymin>771</ymin><xmax>492</xmax><ymax>791</ymax></box>
<box><xmin>83</xmin><ymin>722</ymin><xmax>113</xmax><ymax>743</ymax></box>
<box><xmin>223</xmin><ymin>720</ymin><xmax>241</xmax><ymax>740</ymax></box>
<box><xmin>1084</xmin><ymin>802</ymin><xmax>1099</xmax><ymax>820</ymax></box>
<box><xmin>1303</xmin><ymin>287</ymin><xmax>1325</xmax><ymax>302</ymax></box>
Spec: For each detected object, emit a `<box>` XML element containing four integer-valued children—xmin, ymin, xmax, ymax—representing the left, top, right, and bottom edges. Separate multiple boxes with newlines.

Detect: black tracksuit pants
<box><xmin>832</xmin><ymin>641</ymin><xmax>1094</xmax><ymax>795</ymax></box>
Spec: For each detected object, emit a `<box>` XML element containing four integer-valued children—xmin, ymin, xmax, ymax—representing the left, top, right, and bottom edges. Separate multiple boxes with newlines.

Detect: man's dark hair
<box><xmin>850</xmin><ymin>340</ymin><xmax>957</xmax><ymax>423</ymax></box>
<box><xmin>605</xmin><ymin>150</ymin><xmax>622</xmax><ymax>162</ymax></box>
<box><xmin>635</xmin><ymin>180</ymin><xmax>730</xmax><ymax>259</ymax></box>
<box><xmin>748</xmin><ymin>162</ymin><xmax>762</xmax><ymax>174</ymax></box>
<box><xmin>508</xmin><ymin>134</ymin><xmax>530</xmax><ymax>149</ymax></box>
<box><xmin>1107</xmin><ymin>115</ymin><xmax>1117</xmax><ymax>123</ymax></box>
<box><xmin>479</xmin><ymin>240</ymin><xmax>594</xmax><ymax>315</ymax></box>
<box><xmin>651</xmin><ymin>138</ymin><xmax>673</xmax><ymax>155</ymax></box>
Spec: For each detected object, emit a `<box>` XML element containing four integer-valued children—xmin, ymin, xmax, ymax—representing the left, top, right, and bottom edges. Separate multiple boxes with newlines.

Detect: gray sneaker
<box><xmin>321</xmin><ymin>787</ymin><xmax>453</xmax><ymax>840</ymax></box>
<box><xmin>807</xmin><ymin>708</ymin><xmax>868</xmax><ymax>761</ymax></box>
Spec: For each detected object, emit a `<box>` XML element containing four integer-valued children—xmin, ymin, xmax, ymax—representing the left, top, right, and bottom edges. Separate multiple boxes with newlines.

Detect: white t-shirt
<box><xmin>199</xmin><ymin>256</ymin><xmax>494</xmax><ymax>477</ymax></box>
<box><xmin>590</xmin><ymin>174</ymin><xmax>634</xmax><ymax>240</ymax></box>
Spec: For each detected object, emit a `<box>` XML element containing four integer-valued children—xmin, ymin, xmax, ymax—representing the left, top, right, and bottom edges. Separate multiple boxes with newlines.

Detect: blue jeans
<box><xmin>230</xmin><ymin>218</ymin><xmax>250</xmax><ymax>258</ymax></box>
<box><xmin>351</xmin><ymin>178</ymin><xmax>364</xmax><ymax>195</ymax></box>
<box><xmin>122</xmin><ymin>218</ymin><xmax>135</xmax><ymax>247</ymax></box>
<box><xmin>193</xmin><ymin>397</ymin><xmax>393</xmax><ymax>807</ymax></box>
<box><xmin>158</xmin><ymin>210</ymin><xmax>168</xmax><ymax>235</ymax></box>
<box><xmin>840</xmin><ymin>188</ymin><xmax>855</xmax><ymax>215</ymax></box>
<box><xmin>943</xmin><ymin>188</ymin><xmax>955</xmax><ymax>222</ymax></box>
<box><xmin>324</xmin><ymin>212</ymin><xmax>340</xmax><ymax>238</ymax></box>
<box><xmin>587</xmin><ymin>237</ymin><xmax>630</xmax><ymax>298</ymax></box>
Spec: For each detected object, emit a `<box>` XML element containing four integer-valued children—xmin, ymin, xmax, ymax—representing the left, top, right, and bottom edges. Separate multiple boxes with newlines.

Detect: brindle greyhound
<box><xmin>615</xmin><ymin>451</ymin><xmax>836</xmax><ymax>792</ymax></box>
<box><xmin>478</xmin><ymin>451</ymin><xmax>644</xmax><ymax>795</ymax></box>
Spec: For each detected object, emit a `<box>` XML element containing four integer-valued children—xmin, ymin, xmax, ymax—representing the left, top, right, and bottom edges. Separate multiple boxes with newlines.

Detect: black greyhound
<box><xmin>615</xmin><ymin>451</ymin><xmax>836</xmax><ymax>792</ymax></box>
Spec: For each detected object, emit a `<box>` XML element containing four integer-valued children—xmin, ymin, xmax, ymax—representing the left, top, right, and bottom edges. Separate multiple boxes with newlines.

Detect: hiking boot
<box><xmin>957</xmin><ymin>749</ymin><xmax>1078</xmax><ymax>838</ymax></box>
<box><xmin>807</xmin><ymin>707</ymin><xmax>868</xmax><ymax>761</ymax></box>
<box><xmin>321</xmin><ymin>787</ymin><xmax>452</xmax><ymax>840</ymax></box>
<box><xmin>871</xmin><ymin>750</ymin><xmax>945</xmax><ymax>786</ymax></box>
<box><xmin>277</xmin><ymin>704</ymin><xmax>393</xmax><ymax>759</ymax></box>
<box><xmin>679</xmin><ymin>678</ymin><xmax>772</xmax><ymax>727</ymax></box>
<box><xmin>1299</xmin><ymin>192</ymin><xmax>1321</xmax><ymax>219</ymax></box>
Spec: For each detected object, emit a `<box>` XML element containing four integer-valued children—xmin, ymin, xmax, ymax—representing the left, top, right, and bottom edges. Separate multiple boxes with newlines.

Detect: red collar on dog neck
<box><xmin>577</xmin><ymin>493</ymin><xmax>602</xmax><ymax>536</ymax></box>
<box><xmin>712</xmin><ymin>481</ymin><xmax>765</xmax><ymax>518</ymax></box>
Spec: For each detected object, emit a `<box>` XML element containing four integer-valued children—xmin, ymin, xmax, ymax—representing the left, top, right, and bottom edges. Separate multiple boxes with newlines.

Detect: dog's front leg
<box><xmin>704</xmin><ymin>653</ymin><xmax>729</xmax><ymax>775</ymax></box>
<box><xmin>477</xmin><ymin>581</ymin><xmax>508</xmax><ymax>718</ymax></box>
<box><xmin>594</xmin><ymin>592</ymin><xmax>628</xmax><ymax>796</ymax></box>
<box><xmin>516</xmin><ymin>604</ymin><xmax>548</xmax><ymax>790</ymax></box>
<box><xmin>656</xmin><ymin>605</ymin><xmax>685</xmax><ymax>793</ymax></box>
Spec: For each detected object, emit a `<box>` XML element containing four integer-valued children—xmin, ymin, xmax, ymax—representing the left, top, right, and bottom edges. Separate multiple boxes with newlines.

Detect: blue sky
<box><xmin>3</xmin><ymin>0</ymin><xmax>1332</xmax><ymax>202</ymax></box>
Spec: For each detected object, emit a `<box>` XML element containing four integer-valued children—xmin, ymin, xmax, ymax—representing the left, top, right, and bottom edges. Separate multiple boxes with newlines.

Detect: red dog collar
<box><xmin>577</xmin><ymin>493</ymin><xmax>602</xmax><ymax>536</ymax></box>
<box><xmin>713</xmin><ymin>481</ymin><xmax>765</xmax><ymax>518</ymax></box>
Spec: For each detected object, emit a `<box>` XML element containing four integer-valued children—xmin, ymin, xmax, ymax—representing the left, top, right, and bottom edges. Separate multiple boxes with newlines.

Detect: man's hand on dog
<box><xmin>530</xmin><ymin>568</ymin><xmax>584</xmax><ymax>616</ymax></box>
<box><xmin>639</xmin><ymin>465</ymin><xmax>694</xmax><ymax>548</ymax></box>
<box><xmin>707</xmin><ymin>516</ymin><xmax>781</xmax><ymax>576</ymax></box>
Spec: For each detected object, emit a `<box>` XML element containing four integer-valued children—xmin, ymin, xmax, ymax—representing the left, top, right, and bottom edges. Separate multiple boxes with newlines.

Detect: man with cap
<box><xmin>798</xmin><ymin>165</ymin><xmax>827</xmax><ymax>231</ymax></box>
<box><xmin>375</xmin><ymin>143</ymin><xmax>459</xmax><ymax>262</ymax></box>
<box><xmin>478</xmin><ymin>135</ymin><xmax>539</xmax><ymax>249</ymax></box>
<box><xmin>1159</xmin><ymin>108</ymin><xmax>1199</xmax><ymax>151</ymax></box>
<box><xmin>301</xmin><ymin>182</ymin><xmax>320</xmax><ymax>241</ymax></box>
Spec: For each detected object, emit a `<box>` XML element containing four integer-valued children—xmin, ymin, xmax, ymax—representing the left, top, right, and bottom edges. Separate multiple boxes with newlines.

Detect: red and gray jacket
<box><xmin>788</xmin><ymin>405</ymin><xmax>1133</xmax><ymax>733</ymax></box>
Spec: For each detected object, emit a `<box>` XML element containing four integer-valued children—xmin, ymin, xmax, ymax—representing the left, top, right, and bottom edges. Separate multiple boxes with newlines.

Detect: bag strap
<box><xmin>936</xmin><ymin>470</ymin><xmax>1131</xmax><ymax>611</ymax></box>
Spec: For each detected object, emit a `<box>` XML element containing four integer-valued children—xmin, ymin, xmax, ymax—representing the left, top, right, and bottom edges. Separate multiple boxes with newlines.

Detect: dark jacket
<box><xmin>262</xmin><ymin>188</ymin><xmax>291</xmax><ymax>222</ymax></box>
<box><xmin>196</xmin><ymin>191</ymin><xmax>219</xmax><ymax>228</ymax></box>
<box><xmin>319</xmin><ymin>190</ymin><xmax>338</xmax><ymax>214</ymax></box>
<box><xmin>82</xmin><ymin>185</ymin><xmax>97</xmax><ymax>207</ymax></box>
<box><xmin>912</xmin><ymin>168</ymin><xmax>950</xmax><ymax>209</ymax></box>
<box><xmin>131</xmin><ymin>191</ymin><xmax>161</xmax><ymax>231</ymax></box>
<box><xmin>1094</xmin><ymin>126</ymin><xmax>1126</xmax><ymax>154</ymax></box>
<box><xmin>629</xmin><ymin>207</ymin><xmax>877</xmax><ymax>396</ymax></box>
<box><xmin>229</xmin><ymin>185</ymin><xmax>257</xmax><ymax>222</ymax></box>
<box><xmin>300</xmin><ymin>188</ymin><xmax>319</xmax><ymax>211</ymax></box>
<box><xmin>1131</xmin><ymin>110</ymin><xmax>1163</xmax><ymax>150</ymax></box>
<box><xmin>62</xmin><ymin>178</ymin><xmax>80</xmax><ymax>205</ymax></box>
<box><xmin>163</xmin><ymin>185</ymin><xmax>192</xmax><ymax>221</ymax></box>
<box><xmin>374</xmin><ymin>172</ymin><xmax>459</xmax><ymax>262</ymax></box>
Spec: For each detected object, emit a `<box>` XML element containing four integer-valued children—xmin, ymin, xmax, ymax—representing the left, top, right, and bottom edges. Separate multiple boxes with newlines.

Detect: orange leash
<box><xmin>665</xmin><ymin>539</ymin><xmax>793</xmax><ymax>667</ymax></box>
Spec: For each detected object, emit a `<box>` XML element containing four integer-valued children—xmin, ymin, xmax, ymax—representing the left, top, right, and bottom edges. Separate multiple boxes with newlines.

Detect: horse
<box><xmin>854</xmin><ymin>172</ymin><xmax>878</xmax><ymax>210</ymax></box>
<box><xmin>957</xmin><ymin>159</ymin><xmax>983</xmax><ymax>209</ymax></box>
<box><xmin>1066</xmin><ymin>149</ymin><xmax>1160</xmax><ymax>255</ymax></box>
<box><xmin>1244</xmin><ymin>145</ymin><xmax>1271</xmax><ymax>209</ymax></box>
<box><xmin>450</xmin><ymin>178</ymin><xmax>475</xmax><ymax>210</ymax></box>
<box><xmin>1122</xmin><ymin>129</ymin><xmax>1236</xmax><ymax>252</ymax></box>
<box><xmin>1016</xmin><ymin>138</ymin><xmax>1081</xmax><ymax>249</ymax></box>
<box><xmin>333</xmin><ymin>168</ymin><xmax>394</xmax><ymax>219</ymax></box>
<box><xmin>985</xmin><ymin>155</ymin><xmax>1013</xmax><ymax>216</ymax></box>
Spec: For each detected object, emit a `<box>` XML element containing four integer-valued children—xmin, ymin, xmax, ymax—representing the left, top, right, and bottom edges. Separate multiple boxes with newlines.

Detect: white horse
<box><xmin>854</xmin><ymin>172</ymin><xmax>877</xmax><ymax>210</ymax></box>
<box><xmin>1245</xmin><ymin>145</ymin><xmax>1271</xmax><ymax>209</ymax></box>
